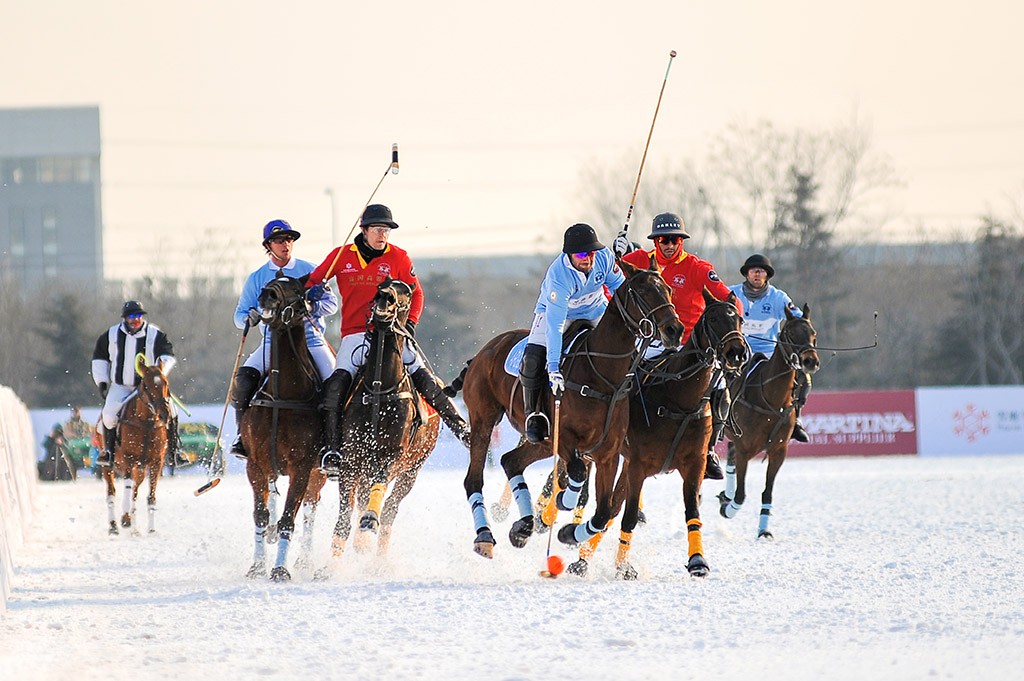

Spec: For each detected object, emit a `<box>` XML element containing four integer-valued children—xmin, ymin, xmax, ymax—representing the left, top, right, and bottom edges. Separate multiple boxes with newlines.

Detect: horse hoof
<box><xmin>757</xmin><ymin>530</ymin><xmax>774</xmax><ymax>541</ymax></box>
<box><xmin>474</xmin><ymin>542</ymin><xmax>495</xmax><ymax>559</ymax></box>
<box><xmin>716</xmin><ymin>491</ymin><xmax>732</xmax><ymax>518</ymax></box>
<box><xmin>533</xmin><ymin>512</ymin><xmax>550</xmax><ymax>534</ymax></box>
<box><xmin>490</xmin><ymin>502</ymin><xmax>509</xmax><ymax>523</ymax></box>
<box><xmin>616</xmin><ymin>563</ymin><xmax>639</xmax><ymax>581</ymax></box>
<box><xmin>557</xmin><ymin>523</ymin><xmax>581</xmax><ymax>546</ymax></box>
<box><xmin>359</xmin><ymin>513</ymin><xmax>380</xmax><ymax>534</ymax></box>
<box><xmin>108</xmin><ymin>523</ymin><xmax>119</xmax><ymax>536</ymax></box>
<box><xmin>312</xmin><ymin>566</ymin><xmax>332</xmax><ymax>582</ymax></box>
<box><xmin>121</xmin><ymin>517</ymin><xmax>132</xmax><ymax>528</ymax></box>
<box><xmin>148</xmin><ymin>528</ymin><xmax>156</xmax><ymax>534</ymax></box>
<box><xmin>270</xmin><ymin>566</ymin><xmax>291</xmax><ymax>582</ymax></box>
<box><xmin>635</xmin><ymin>509</ymin><xmax>648</xmax><ymax>527</ymax></box>
<box><xmin>566</xmin><ymin>559</ymin><xmax>588</xmax><ymax>577</ymax></box>
<box><xmin>508</xmin><ymin>516</ymin><xmax>534</xmax><ymax>548</ymax></box>
<box><xmin>687</xmin><ymin>554</ymin><xmax>710</xmax><ymax>577</ymax></box>
<box><xmin>246</xmin><ymin>562</ymin><xmax>267</xmax><ymax>579</ymax></box>
<box><xmin>293</xmin><ymin>556</ymin><xmax>313</xmax><ymax>574</ymax></box>
<box><xmin>266</xmin><ymin>524</ymin><xmax>279</xmax><ymax>545</ymax></box>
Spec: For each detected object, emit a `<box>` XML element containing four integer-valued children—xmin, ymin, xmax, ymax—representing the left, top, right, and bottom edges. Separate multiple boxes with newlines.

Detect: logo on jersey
<box><xmin>409</xmin><ymin>265</ymin><xmax>416</xmax><ymax>278</ymax></box>
<box><xmin>377</xmin><ymin>263</ymin><xmax>392</xmax><ymax>278</ymax></box>
<box><xmin>612</xmin><ymin>263</ymin><xmax>621</xmax><ymax>275</ymax></box>
<box><xmin>340</xmin><ymin>261</ymin><xmax>357</xmax><ymax>273</ymax></box>
<box><xmin>594</xmin><ymin>271</ymin><xmax>605</xmax><ymax>285</ymax></box>
<box><xmin>549</xmin><ymin>290</ymin><xmax>559</xmax><ymax>304</ymax></box>
<box><xmin>761</xmin><ymin>303</ymin><xmax>772</xmax><ymax>314</ymax></box>
<box><xmin>672</xmin><ymin>274</ymin><xmax>687</xmax><ymax>288</ymax></box>
<box><xmin>708</xmin><ymin>270</ymin><xmax>721</xmax><ymax>282</ymax></box>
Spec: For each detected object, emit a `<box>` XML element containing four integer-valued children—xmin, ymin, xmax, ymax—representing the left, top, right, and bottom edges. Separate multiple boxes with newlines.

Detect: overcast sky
<box><xmin>3</xmin><ymin>1</ymin><xmax>1022</xmax><ymax>280</ymax></box>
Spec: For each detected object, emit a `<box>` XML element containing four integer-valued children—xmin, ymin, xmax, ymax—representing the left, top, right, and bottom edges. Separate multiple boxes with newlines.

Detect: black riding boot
<box><xmin>318</xmin><ymin>369</ymin><xmax>353</xmax><ymax>475</ymax></box>
<box><xmin>97</xmin><ymin>425</ymin><xmax>117</xmax><ymax>467</ymax></box>
<box><xmin>519</xmin><ymin>343</ymin><xmax>549</xmax><ymax>444</ymax></box>
<box><xmin>230</xmin><ymin>367</ymin><xmax>262</xmax><ymax>459</ymax></box>
<box><xmin>705</xmin><ymin>387</ymin><xmax>727</xmax><ymax>480</ymax></box>
<box><xmin>411</xmin><ymin>367</ymin><xmax>471</xmax><ymax>448</ymax></box>
<box><xmin>790</xmin><ymin>371</ymin><xmax>811</xmax><ymax>443</ymax></box>
<box><xmin>165</xmin><ymin>416</ymin><xmax>187</xmax><ymax>466</ymax></box>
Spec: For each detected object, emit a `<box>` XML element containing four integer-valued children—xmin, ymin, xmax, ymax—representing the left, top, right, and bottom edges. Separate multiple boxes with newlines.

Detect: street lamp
<box><xmin>324</xmin><ymin>187</ymin><xmax>338</xmax><ymax>246</ymax></box>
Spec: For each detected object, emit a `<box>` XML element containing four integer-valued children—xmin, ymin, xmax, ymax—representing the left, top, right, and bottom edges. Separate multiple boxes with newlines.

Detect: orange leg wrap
<box><xmin>615</xmin><ymin>530</ymin><xmax>633</xmax><ymax>567</ymax></box>
<box><xmin>686</xmin><ymin>519</ymin><xmax>703</xmax><ymax>558</ymax></box>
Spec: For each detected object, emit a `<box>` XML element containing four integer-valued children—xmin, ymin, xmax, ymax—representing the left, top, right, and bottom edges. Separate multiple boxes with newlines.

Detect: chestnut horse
<box><xmin>448</xmin><ymin>258</ymin><xmax>683</xmax><ymax>558</ymax></box>
<box><xmin>568</xmin><ymin>290</ymin><xmax>747</xmax><ymax>578</ymax></box>
<box><xmin>325</xmin><ymin>278</ymin><xmax>440</xmax><ymax>566</ymax></box>
<box><xmin>240</xmin><ymin>274</ymin><xmax>323</xmax><ymax>581</ymax></box>
<box><xmin>102</xmin><ymin>355</ymin><xmax>171</xmax><ymax>535</ymax></box>
<box><xmin>718</xmin><ymin>305</ymin><xmax>819</xmax><ymax>539</ymax></box>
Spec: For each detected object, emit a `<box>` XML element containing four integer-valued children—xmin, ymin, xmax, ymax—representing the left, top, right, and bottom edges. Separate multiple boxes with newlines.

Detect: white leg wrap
<box><xmin>724</xmin><ymin>464</ymin><xmax>737</xmax><ymax>499</ymax></box>
<box><xmin>122</xmin><ymin>479</ymin><xmax>134</xmax><ymax>515</ymax></box>
<box><xmin>468</xmin><ymin>492</ymin><xmax>489</xmax><ymax>532</ymax></box>
<box><xmin>148</xmin><ymin>503</ymin><xmax>157</xmax><ymax>533</ymax></box>
<box><xmin>253</xmin><ymin>527</ymin><xmax>267</xmax><ymax>563</ymax></box>
<box><xmin>106</xmin><ymin>495</ymin><xmax>116</xmax><ymax>524</ymax></box>
<box><xmin>758</xmin><ymin>504</ymin><xmax>772</xmax><ymax>534</ymax></box>
<box><xmin>274</xmin><ymin>535</ymin><xmax>291</xmax><ymax>569</ymax></box>
<box><xmin>509</xmin><ymin>475</ymin><xmax>533</xmax><ymax>519</ymax></box>
<box><xmin>301</xmin><ymin>503</ymin><xmax>316</xmax><ymax>554</ymax></box>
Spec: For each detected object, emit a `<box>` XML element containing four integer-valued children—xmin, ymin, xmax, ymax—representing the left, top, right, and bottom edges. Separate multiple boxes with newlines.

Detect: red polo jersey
<box><xmin>623</xmin><ymin>247</ymin><xmax>741</xmax><ymax>343</ymax></box>
<box><xmin>308</xmin><ymin>243</ymin><xmax>424</xmax><ymax>337</ymax></box>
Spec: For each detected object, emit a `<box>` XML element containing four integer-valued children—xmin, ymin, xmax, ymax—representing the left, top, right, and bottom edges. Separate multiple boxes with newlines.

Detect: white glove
<box><xmin>613</xmin><ymin>231</ymin><xmax>633</xmax><ymax>258</ymax></box>
<box><xmin>548</xmin><ymin>371</ymin><xmax>565</xmax><ymax>397</ymax></box>
<box><xmin>246</xmin><ymin>307</ymin><xmax>261</xmax><ymax>327</ymax></box>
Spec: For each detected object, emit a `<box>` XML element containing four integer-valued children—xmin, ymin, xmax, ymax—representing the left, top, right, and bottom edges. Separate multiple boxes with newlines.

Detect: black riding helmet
<box><xmin>562</xmin><ymin>223</ymin><xmax>604</xmax><ymax>254</ymax></box>
<box><xmin>740</xmin><ymin>254</ymin><xmax>775</xmax><ymax>279</ymax></box>
<box><xmin>361</xmin><ymin>204</ymin><xmax>400</xmax><ymax>229</ymax></box>
<box><xmin>122</xmin><ymin>300</ymin><xmax>146</xmax><ymax>317</ymax></box>
<box><xmin>647</xmin><ymin>212</ymin><xmax>691</xmax><ymax>240</ymax></box>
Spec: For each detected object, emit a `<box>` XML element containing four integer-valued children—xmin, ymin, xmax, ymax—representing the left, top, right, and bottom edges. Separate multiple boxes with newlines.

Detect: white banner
<box><xmin>916</xmin><ymin>386</ymin><xmax>1024</xmax><ymax>456</ymax></box>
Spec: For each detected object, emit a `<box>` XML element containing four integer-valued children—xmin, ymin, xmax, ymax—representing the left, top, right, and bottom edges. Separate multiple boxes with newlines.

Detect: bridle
<box><xmin>611</xmin><ymin>269</ymin><xmax>677</xmax><ymax>343</ymax></box>
<box><xmin>776</xmin><ymin>317</ymin><xmax>818</xmax><ymax>373</ymax></box>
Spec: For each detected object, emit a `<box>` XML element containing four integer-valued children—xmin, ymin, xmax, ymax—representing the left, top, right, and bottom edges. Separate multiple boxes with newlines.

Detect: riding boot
<box><xmin>97</xmin><ymin>425</ymin><xmax>117</xmax><ymax>467</ymax></box>
<box><xmin>230</xmin><ymin>367</ymin><xmax>262</xmax><ymax>459</ymax></box>
<box><xmin>165</xmin><ymin>416</ymin><xmax>188</xmax><ymax>467</ymax></box>
<box><xmin>703</xmin><ymin>388</ymin><xmax>727</xmax><ymax>480</ymax></box>
<box><xmin>318</xmin><ymin>369</ymin><xmax>352</xmax><ymax>475</ymax></box>
<box><xmin>519</xmin><ymin>343</ymin><xmax>549</xmax><ymax>444</ymax></box>
<box><xmin>411</xmin><ymin>367</ymin><xmax>471</xmax><ymax>448</ymax></box>
<box><xmin>790</xmin><ymin>371</ymin><xmax>812</xmax><ymax>443</ymax></box>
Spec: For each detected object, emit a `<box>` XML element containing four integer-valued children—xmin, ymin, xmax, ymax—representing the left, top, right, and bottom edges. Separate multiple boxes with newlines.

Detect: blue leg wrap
<box><xmin>469</xmin><ymin>492</ymin><xmax>489</xmax><ymax>532</ymax></box>
<box><xmin>509</xmin><ymin>475</ymin><xmax>533</xmax><ymax>519</ymax></box>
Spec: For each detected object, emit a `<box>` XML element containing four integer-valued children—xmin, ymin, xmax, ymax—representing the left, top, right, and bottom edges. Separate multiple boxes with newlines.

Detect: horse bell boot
<box><xmin>319</xmin><ymin>369</ymin><xmax>352</xmax><ymax>475</ymax></box>
<box><xmin>411</xmin><ymin>367</ymin><xmax>471</xmax><ymax>448</ymax></box>
<box><xmin>230</xmin><ymin>367</ymin><xmax>262</xmax><ymax>459</ymax></box>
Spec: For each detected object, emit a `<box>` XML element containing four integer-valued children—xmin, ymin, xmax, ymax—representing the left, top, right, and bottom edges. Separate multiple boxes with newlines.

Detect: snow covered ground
<box><xmin>2</xmin><ymin>453</ymin><xmax>1022</xmax><ymax>680</ymax></box>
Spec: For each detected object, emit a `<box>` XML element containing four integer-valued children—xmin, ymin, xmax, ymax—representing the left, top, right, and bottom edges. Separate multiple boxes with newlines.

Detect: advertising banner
<box><xmin>790</xmin><ymin>389</ymin><xmax>918</xmax><ymax>457</ymax></box>
<box><xmin>916</xmin><ymin>386</ymin><xmax>1024</xmax><ymax>456</ymax></box>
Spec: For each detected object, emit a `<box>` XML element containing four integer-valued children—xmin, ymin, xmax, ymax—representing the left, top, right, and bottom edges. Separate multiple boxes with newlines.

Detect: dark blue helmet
<box><xmin>262</xmin><ymin>219</ymin><xmax>301</xmax><ymax>244</ymax></box>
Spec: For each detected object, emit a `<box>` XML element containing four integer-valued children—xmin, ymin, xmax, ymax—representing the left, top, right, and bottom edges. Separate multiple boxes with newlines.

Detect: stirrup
<box><xmin>230</xmin><ymin>436</ymin><xmax>248</xmax><ymax>460</ymax></box>
<box><xmin>319</xmin><ymin>449</ymin><xmax>343</xmax><ymax>476</ymax></box>
<box><xmin>524</xmin><ymin>412</ymin><xmax>550</xmax><ymax>444</ymax></box>
<box><xmin>96</xmin><ymin>451</ymin><xmax>114</xmax><ymax>467</ymax></box>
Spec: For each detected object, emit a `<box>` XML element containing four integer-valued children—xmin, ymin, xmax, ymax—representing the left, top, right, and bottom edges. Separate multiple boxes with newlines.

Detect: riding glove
<box><xmin>548</xmin><ymin>371</ymin><xmax>565</xmax><ymax>397</ymax></box>
<box><xmin>613</xmin><ymin>231</ymin><xmax>634</xmax><ymax>258</ymax></box>
<box><xmin>246</xmin><ymin>307</ymin><xmax>261</xmax><ymax>327</ymax></box>
<box><xmin>98</xmin><ymin>382</ymin><xmax>108</xmax><ymax>399</ymax></box>
<box><xmin>306</xmin><ymin>284</ymin><xmax>326</xmax><ymax>303</ymax></box>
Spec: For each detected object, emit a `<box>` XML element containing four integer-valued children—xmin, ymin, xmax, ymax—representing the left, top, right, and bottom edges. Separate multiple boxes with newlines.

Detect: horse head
<box><xmin>258</xmin><ymin>275</ymin><xmax>309</xmax><ymax>329</ymax></box>
<box><xmin>371</xmin><ymin>278</ymin><xmax>414</xmax><ymax>331</ymax></box>
<box><xmin>134</xmin><ymin>353</ymin><xmax>171</xmax><ymax>421</ymax></box>
<box><xmin>616</xmin><ymin>257</ymin><xmax>684</xmax><ymax>350</ymax></box>
<box><xmin>696</xmin><ymin>289</ymin><xmax>748</xmax><ymax>372</ymax></box>
<box><xmin>779</xmin><ymin>305</ymin><xmax>819</xmax><ymax>374</ymax></box>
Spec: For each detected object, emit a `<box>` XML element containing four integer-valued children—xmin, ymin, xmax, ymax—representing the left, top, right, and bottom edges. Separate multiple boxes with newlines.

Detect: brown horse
<box><xmin>102</xmin><ymin>355</ymin><xmax>171</xmax><ymax>535</ymax></box>
<box><xmin>325</xmin><ymin>278</ymin><xmax>440</xmax><ymax>566</ymax></box>
<box><xmin>717</xmin><ymin>305</ymin><xmax>819</xmax><ymax>539</ymax></box>
<box><xmin>567</xmin><ymin>290</ymin><xmax>747</xmax><ymax>578</ymax></box>
<box><xmin>448</xmin><ymin>258</ymin><xmax>683</xmax><ymax>558</ymax></box>
<box><xmin>240</xmin><ymin>274</ymin><xmax>323</xmax><ymax>581</ymax></box>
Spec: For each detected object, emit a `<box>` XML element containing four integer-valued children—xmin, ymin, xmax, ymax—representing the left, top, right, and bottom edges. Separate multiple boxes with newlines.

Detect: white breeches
<box><xmin>243</xmin><ymin>340</ymin><xmax>335</xmax><ymax>381</ymax></box>
<box><xmin>334</xmin><ymin>332</ymin><xmax>422</xmax><ymax>376</ymax></box>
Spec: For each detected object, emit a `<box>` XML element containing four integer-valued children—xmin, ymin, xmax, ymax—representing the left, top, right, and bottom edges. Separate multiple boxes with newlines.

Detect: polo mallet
<box><xmin>539</xmin><ymin>394</ymin><xmax>564</xmax><ymax>578</ymax></box>
<box><xmin>320</xmin><ymin>143</ymin><xmax>400</xmax><ymax>284</ymax></box>
<box><xmin>194</xmin><ymin>320</ymin><xmax>251</xmax><ymax>496</ymax></box>
<box><xmin>614</xmin><ymin>50</ymin><xmax>677</xmax><ymax>257</ymax></box>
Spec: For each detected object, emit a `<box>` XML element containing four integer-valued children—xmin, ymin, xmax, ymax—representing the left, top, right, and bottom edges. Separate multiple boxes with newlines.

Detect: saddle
<box><xmin>346</xmin><ymin>369</ymin><xmax>432</xmax><ymax>439</ymax></box>
<box><xmin>502</xmin><ymin>320</ymin><xmax>594</xmax><ymax>377</ymax></box>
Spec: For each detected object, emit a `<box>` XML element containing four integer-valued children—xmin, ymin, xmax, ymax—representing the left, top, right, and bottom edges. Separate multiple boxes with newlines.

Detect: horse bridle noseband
<box><xmin>777</xmin><ymin>318</ymin><xmax>817</xmax><ymax>372</ymax></box>
<box><xmin>612</xmin><ymin>270</ymin><xmax>676</xmax><ymax>342</ymax></box>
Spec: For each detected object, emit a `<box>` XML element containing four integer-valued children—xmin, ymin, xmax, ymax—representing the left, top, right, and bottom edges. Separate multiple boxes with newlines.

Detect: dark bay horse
<box><xmin>718</xmin><ymin>304</ymin><xmax>819</xmax><ymax>539</ymax></box>
<box><xmin>240</xmin><ymin>274</ymin><xmax>322</xmax><ymax>581</ymax></box>
<box><xmin>102</xmin><ymin>355</ymin><xmax>171</xmax><ymax>535</ymax></box>
<box><xmin>569</xmin><ymin>290</ymin><xmax>747</xmax><ymax>578</ymax></box>
<box><xmin>449</xmin><ymin>258</ymin><xmax>683</xmax><ymax>558</ymax></box>
<box><xmin>326</xmin><ymin>278</ymin><xmax>440</xmax><ymax>565</ymax></box>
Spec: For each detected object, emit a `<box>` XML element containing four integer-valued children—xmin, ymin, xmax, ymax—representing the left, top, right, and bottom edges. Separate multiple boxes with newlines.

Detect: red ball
<box><xmin>547</xmin><ymin>555</ymin><xmax>565</xmax><ymax>576</ymax></box>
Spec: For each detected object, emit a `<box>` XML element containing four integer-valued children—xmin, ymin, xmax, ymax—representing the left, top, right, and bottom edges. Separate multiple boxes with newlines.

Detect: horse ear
<box><xmin>784</xmin><ymin>305</ymin><xmax>796</xmax><ymax>321</ymax></box>
<box><xmin>619</xmin><ymin>258</ymin><xmax>639</xmax><ymax>278</ymax></box>
<box><xmin>802</xmin><ymin>303</ymin><xmax>811</xmax><ymax>320</ymax></box>
<box><xmin>727</xmin><ymin>291</ymin><xmax>739</xmax><ymax>306</ymax></box>
<box><xmin>702</xmin><ymin>287</ymin><xmax>714</xmax><ymax>305</ymax></box>
<box><xmin>298</xmin><ymin>273</ymin><xmax>310</xmax><ymax>286</ymax></box>
<box><xmin>648</xmin><ymin>252</ymin><xmax>661</xmax><ymax>273</ymax></box>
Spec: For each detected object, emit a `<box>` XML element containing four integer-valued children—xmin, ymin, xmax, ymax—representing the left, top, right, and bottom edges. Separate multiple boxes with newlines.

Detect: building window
<box><xmin>75</xmin><ymin>157</ymin><xmax>92</xmax><ymax>183</ymax></box>
<box><xmin>9</xmin><ymin>206</ymin><xmax>26</xmax><ymax>257</ymax></box>
<box><xmin>43</xmin><ymin>207</ymin><xmax>58</xmax><ymax>256</ymax></box>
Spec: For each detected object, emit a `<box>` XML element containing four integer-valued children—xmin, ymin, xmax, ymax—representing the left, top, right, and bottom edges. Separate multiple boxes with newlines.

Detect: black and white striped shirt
<box><xmin>91</xmin><ymin>322</ymin><xmax>175</xmax><ymax>387</ymax></box>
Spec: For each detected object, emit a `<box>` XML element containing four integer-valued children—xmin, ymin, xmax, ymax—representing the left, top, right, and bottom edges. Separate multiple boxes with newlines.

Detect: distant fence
<box><xmin>0</xmin><ymin>386</ymin><xmax>37</xmax><ymax>612</ymax></box>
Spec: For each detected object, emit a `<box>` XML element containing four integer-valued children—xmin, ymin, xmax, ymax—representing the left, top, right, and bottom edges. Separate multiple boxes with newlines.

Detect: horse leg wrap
<box><xmin>509</xmin><ymin>475</ymin><xmax>534</xmax><ymax>519</ymax></box>
<box><xmin>615</xmin><ymin>530</ymin><xmax>633</xmax><ymax>567</ymax></box>
<box><xmin>147</xmin><ymin>503</ymin><xmax>157</xmax><ymax>534</ymax></box>
<box><xmin>686</xmin><ymin>519</ymin><xmax>703</xmax><ymax>558</ymax></box>
<box><xmin>724</xmin><ymin>465</ymin><xmax>737</xmax><ymax>500</ymax></box>
<box><xmin>468</xmin><ymin>492</ymin><xmax>489</xmax><ymax>533</ymax></box>
<box><xmin>579</xmin><ymin>518</ymin><xmax>614</xmax><ymax>561</ymax></box>
<box><xmin>274</xmin><ymin>532</ymin><xmax>292</xmax><ymax>569</ymax></box>
<box><xmin>122</xmin><ymin>479</ymin><xmax>134</xmax><ymax>516</ymax></box>
<box><xmin>106</xmin><ymin>495</ymin><xmax>116</xmax><ymax>524</ymax></box>
<box><xmin>556</xmin><ymin>472</ymin><xmax>585</xmax><ymax>512</ymax></box>
<box><xmin>559</xmin><ymin>518</ymin><xmax>603</xmax><ymax>545</ymax></box>
<box><xmin>723</xmin><ymin>498</ymin><xmax>742</xmax><ymax>519</ymax></box>
<box><xmin>253</xmin><ymin>526</ymin><xmax>267</xmax><ymax>564</ymax></box>
<box><xmin>758</xmin><ymin>504</ymin><xmax>772</xmax><ymax>534</ymax></box>
<box><xmin>367</xmin><ymin>483</ymin><xmax>386</xmax><ymax>518</ymax></box>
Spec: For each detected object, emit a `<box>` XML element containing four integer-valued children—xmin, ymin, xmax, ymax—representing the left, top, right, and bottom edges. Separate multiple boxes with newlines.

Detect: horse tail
<box><xmin>442</xmin><ymin>360</ymin><xmax>472</xmax><ymax>397</ymax></box>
